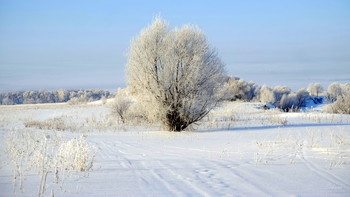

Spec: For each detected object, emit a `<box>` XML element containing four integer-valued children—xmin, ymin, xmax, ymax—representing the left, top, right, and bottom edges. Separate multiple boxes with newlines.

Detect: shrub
<box><xmin>23</xmin><ymin>115</ymin><xmax>109</xmax><ymax>132</ymax></box>
<box><xmin>295</xmin><ymin>88</ymin><xmax>309</xmax><ymax>108</ymax></box>
<box><xmin>56</xmin><ymin>136</ymin><xmax>96</xmax><ymax>172</ymax></box>
<box><xmin>327</xmin><ymin>91</ymin><xmax>350</xmax><ymax>114</ymax></box>
<box><xmin>24</xmin><ymin>117</ymin><xmax>74</xmax><ymax>131</ymax></box>
<box><xmin>273</xmin><ymin>86</ymin><xmax>292</xmax><ymax>107</ymax></box>
<box><xmin>259</xmin><ymin>86</ymin><xmax>276</xmax><ymax>104</ymax></box>
<box><xmin>326</xmin><ymin>83</ymin><xmax>350</xmax><ymax>102</ymax></box>
<box><xmin>278</xmin><ymin>88</ymin><xmax>309</xmax><ymax>112</ymax></box>
<box><xmin>279</xmin><ymin>94</ymin><xmax>298</xmax><ymax>112</ymax></box>
<box><xmin>67</xmin><ymin>97</ymin><xmax>87</xmax><ymax>105</ymax></box>
<box><xmin>110</xmin><ymin>89</ymin><xmax>132</xmax><ymax>124</ymax></box>
<box><xmin>224</xmin><ymin>76</ymin><xmax>258</xmax><ymax>101</ymax></box>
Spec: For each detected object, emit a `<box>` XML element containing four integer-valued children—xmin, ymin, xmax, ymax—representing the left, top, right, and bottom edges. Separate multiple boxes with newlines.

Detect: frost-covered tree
<box><xmin>308</xmin><ymin>83</ymin><xmax>323</xmax><ymax>97</ymax></box>
<box><xmin>2</xmin><ymin>97</ymin><xmax>14</xmax><ymax>105</ymax></box>
<box><xmin>0</xmin><ymin>89</ymin><xmax>112</xmax><ymax>105</ymax></box>
<box><xmin>259</xmin><ymin>86</ymin><xmax>276</xmax><ymax>104</ymax></box>
<box><xmin>0</xmin><ymin>92</ymin><xmax>4</xmax><ymax>105</ymax></box>
<box><xmin>23</xmin><ymin>91</ymin><xmax>34</xmax><ymax>104</ymax></box>
<box><xmin>273</xmin><ymin>86</ymin><xmax>291</xmax><ymax>107</ymax></box>
<box><xmin>326</xmin><ymin>83</ymin><xmax>350</xmax><ymax>114</ymax></box>
<box><xmin>326</xmin><ymin>82</ymin><xmax>350</xmax><ymax>102</ymax></box>
<box><xmin>278</xmin><ymin>88</ymin><xmax>309</xmax><ymax>112</ymax></box>
<box><xmin>273</xmin><ymin>86</ymin><xmax>291</xmax><ymax>100</ymax></box>
<box><xmin>295</xmin><ymin>88</ymin><xmax>309</xmax><ymax>108</ymax></box>
<box><xmin>280</xmin><ymin>93</ymin><xmax>298</xmax><ymax>112</ymax></box>
<box><xmin>327</xmin><ymin>83</ymin><xmax>342</xmax><ymax>102</ymax></box>
<box><xmin>57</xmin><ymin>89</ymin><xmax>69</xmax><ymax>102</ymax></box>
<box><xmin>126</xmin><ymin>17</ymin><xmax>226</xmax><ymax>131</ymax></box>
<box><xmin>110</xmin><ymin>89</ymin><xmax>132</xmax><ymax>124</ymax></box>
<box><xmin>327</xmin><ymin>91</ymin><xmax>350</xmax><ymax>114</ymax></box>
<box><xmin>224</xmin><ymin>76</ymin><xmax>257</xmax><ymax>101</ymax></box>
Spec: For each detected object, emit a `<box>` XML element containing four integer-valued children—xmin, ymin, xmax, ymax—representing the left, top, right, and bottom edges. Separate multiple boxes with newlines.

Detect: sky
<box><xmin>1</xmin><ymin>0</ymin><xmax>350</xmax><ymax>91</ymax></box>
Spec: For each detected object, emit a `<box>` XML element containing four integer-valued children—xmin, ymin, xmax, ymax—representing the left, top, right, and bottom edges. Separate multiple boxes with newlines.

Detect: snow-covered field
<box><xmin>0</xmin><ymin>101</ymin><xmax>349</xmax><ymax>196</ymax></box>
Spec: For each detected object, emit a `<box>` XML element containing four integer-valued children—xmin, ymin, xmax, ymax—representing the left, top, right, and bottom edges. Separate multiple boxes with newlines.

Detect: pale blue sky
<box><xmin>1</xmin><ymin>0</ymin><xmax>350</xmax><ymax>91</ymax></box>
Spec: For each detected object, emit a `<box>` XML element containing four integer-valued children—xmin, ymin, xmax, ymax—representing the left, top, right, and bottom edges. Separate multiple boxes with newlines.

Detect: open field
<box><xmin>0</xmin><ymin>101</ymin><xmax>349</xmax><ymax>196</ymax></box>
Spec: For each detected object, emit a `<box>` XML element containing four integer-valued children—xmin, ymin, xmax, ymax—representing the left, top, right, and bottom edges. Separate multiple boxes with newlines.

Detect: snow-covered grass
<box><xmin>4</xmin><ymin>128</ymin><xmax>96</xmax><ymax>197</ymax></box>
<box><xmin>0</xmin><ymin>101</ymin><xmax>349</xmax><ymax>196</ymax></box>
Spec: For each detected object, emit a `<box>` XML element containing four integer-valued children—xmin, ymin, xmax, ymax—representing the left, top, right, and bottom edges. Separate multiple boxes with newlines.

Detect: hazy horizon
<box><xmin>1</xmin><ymin>0</ymin><xmax>350</xmax><ymax>92</ymax></box>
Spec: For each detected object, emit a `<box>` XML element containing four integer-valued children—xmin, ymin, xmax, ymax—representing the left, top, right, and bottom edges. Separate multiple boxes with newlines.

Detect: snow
<box><xmin>0</xmin><ymin>101</ymin><xmax>349</xmax><ymax>196</ymax></box>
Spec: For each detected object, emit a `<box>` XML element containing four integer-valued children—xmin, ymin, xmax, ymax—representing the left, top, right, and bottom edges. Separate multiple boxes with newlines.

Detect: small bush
<box><xmin>67</xmin><ymin>97</ymin><xmax>87</xmax><ymax>105</ymax></box>
<box><xmin>24</xmin><ymin>116</ymin><xmax>75</xmax><ymax>131</ymax></box>
<box><xmin>280</xmin><ymin>94</ymin><xmax>298</xmax><ymax>112</ymax></box>
<box><xmin>295</xmin><ymin>88</ymin><xmax>309</xmax><ymax>108</ymax></box>
<box><xmin>326</xmin><ymin>83</ymin><xmax>350</xmax><ymax>102</ymax></box>
<box><xmin>277</xmin><ymin>88</ymin><xmax>309</xmax><ymax>112</ymax></box>
<box><xmin>272</xmin><ymin>86</ymin><xmax>292</xmax><ymax>108</ymax></box>
<box><xmin>224</xmin><ymin>76</ymin><xmax>258</xmax><ymax>101</ymax></box>
<box><xmin>101</xmin><ymin>96</ymin><xmax>107</xmax><ymax>105</ymax></box>
<box><xmin>268</xmin><ymin>115</ymin><xmax>288</xmax><ymax>126</ymax></box>
<box><xmin>327</xmin><ymin>91</ymin><xmax>350</xmax><ymax>114</ymax></box>
<box><xmin>108</xmin><ymin>88</ymin><xmax>153</xmax><ymax>126</ymax></box>
<box><xmin>110</xmin><ymin>89</ymin><xmax>132</xmax><ymax>124</ymax></box>
<box><xmin>56</xmin><ymin>136</ymin><xmax>96</xmax><ymax>172</ymax></box>
<box><xmin>259</xmin><ymin>86</ymin><xmax>276</xmax><ymax>104</ymax></box>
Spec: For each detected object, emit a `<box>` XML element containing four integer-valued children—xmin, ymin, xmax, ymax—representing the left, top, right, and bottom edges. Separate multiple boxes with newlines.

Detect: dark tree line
<box><xmin>0</xmin><ymin>89</ymin><xmax>113</xmax><ymax>105</ymax></box>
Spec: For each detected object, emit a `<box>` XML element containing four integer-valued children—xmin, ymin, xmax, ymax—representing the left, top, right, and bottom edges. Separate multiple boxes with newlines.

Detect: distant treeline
<box><xmin>0</xmin><ymin>89</ymin><xmax>114</xmax><ymax>105</ymax></box>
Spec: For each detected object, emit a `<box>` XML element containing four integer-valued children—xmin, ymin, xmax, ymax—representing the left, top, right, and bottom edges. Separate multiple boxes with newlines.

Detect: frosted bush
<box><xmin>25</xmin><ymin>114</ymin><xmax>120</xmax><ymax>133</ymax></box>
<box><xmin>327</xmin><ymin>91</ymin><xmax>350</xmax><ymax>114</ymax></box>
<box><xmin>278</xmin><ymin>89</ymin><xmax>309</xmax><ymax>112</ymax></box>
<box><xmin>273</xmin><ymin>86</ymin><xmax>291</xmax><ymax>107</ymax></box>
<box><xmin>56</xmin><ymin>136</ymin><xmax>96</xmax><ymax>172</ymax></box>
<box><xmin>108</xmin><ymin>88</ymin><xmax>152</xmax><ymax>127</ymax></box>
<box><xmin>224</xmin><ymin>76</ymin><xmax>258</xmax><ymax>101</ymax></box>
<box><xmin>327</xmin><ymin>83</ymin><xmax>342</xmax><ymax>102</ymax></box>
<box><xmin>125</xmin><ymin>100</ymin><xmax>154</xmax><ymax>126</ymax></box>
<box><xmin>268</xmin><ymin>115</ymin><xmax>288</xmax><ymax>126</ymax></box>
<box><xmin>325</xmin><ymin>83</ymin><xmax>350</xmax><ymax>114</ymax></box>
<box><xmin>295</xmin><ymin>88</ymin><xmax>309</xmax><ymax>108</ymax></box>
<box><xmin>258</xmin><ymin>86</ymin><xmax>276</xmax><ymax>104</ymax></box>
<box><xmin>280</xmin><ymin>94</ymin><xmax>298</xmax><ymax>112</ymax></box>
<box><xmin>110</xmin><ymin>88</ymin><xmax>132</xmax><ymax>124</ymax></box>
<box><xmin>67</xmin><ymin>97</ymin><xmax>87</xmax><ymax>105</ymax></box>
<box><xmin>326</xmin><ymin>82</ymin><xmax>350</xmax><ymax>102</ymax></box>
<box><xmin>24</xmin><ymin>116</ymin><xmax>78</xmax><ymax>131</ymax></box>
<box><xmin>101</xmin><ymin>96</ymin><xmax>107</xmax><ymax>105</ymax></box>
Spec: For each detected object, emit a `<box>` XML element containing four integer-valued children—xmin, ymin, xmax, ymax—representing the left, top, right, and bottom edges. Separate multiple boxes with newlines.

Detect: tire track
<box><xmin>300</xmin><ymin>149</ymin><xmax>350</xmax><ymax>191</ymax></box>
<box><xmin>153</xmin><ymin>160</ymin><xmax>213</xmax><ymax>197</ymax></box>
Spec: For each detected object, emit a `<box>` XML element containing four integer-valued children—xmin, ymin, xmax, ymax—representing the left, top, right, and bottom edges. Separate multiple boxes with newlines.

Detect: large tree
<box><xmin>126</xmin><ymin>17</ymin><xmax>226</xmax><ymax>131</ymax></box>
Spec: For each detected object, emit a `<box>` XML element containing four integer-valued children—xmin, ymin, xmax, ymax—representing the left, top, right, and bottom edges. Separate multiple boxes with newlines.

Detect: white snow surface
<box><xmin>0</xmin><ymin>101</ymin><xmax>350</xmax><ymax>197</ymax></box>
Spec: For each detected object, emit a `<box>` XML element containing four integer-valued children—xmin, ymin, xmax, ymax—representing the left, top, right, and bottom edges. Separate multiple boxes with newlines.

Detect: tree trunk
<box><xmin>166</xmin><ymin>110</ymin><xmax>188</xmax><ymax>131</ymax></box>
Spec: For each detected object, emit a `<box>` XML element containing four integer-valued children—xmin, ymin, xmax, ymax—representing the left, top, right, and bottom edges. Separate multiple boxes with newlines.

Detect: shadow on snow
<box><xmin>196</xmin><ymin>123</ymin><xmax>350</xmax><ymax>133</ymax></box>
